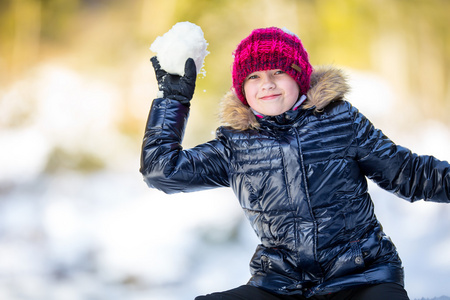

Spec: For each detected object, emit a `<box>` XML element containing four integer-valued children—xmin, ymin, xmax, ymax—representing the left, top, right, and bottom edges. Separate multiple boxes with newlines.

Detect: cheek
<box><xmin>285</xmin><ymin>82</ymin><xmax>300</xmax><ymax>98</ymax></box>
<box><xmin>243</xmin><ymin>82</ymin><xmax>256</xmax><ymax>97</ymax></box>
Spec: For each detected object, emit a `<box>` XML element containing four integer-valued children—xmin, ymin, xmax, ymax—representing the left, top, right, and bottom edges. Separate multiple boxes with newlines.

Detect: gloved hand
<box><xmin>151</xmin><ymin>56</ymin><xmax>197</xmax><ymax>104</ymax></box>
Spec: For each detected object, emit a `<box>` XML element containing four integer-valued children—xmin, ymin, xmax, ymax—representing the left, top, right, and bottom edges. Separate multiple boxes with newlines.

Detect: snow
<box><xmin>0</xmin><ymin>63</ymin><xmax>449</xmax><ymax>299</ymax></box>
<box><xmin>150</xmin><ymin>22</ymin><xmax>209</xmax><ymax>77</ymax></box>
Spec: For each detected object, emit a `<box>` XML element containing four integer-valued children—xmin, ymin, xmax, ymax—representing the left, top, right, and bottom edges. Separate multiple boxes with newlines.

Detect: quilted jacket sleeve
<box><xmin>353</xmin><ymin>106</ymin><xmax>450</xmax><ymax>203</ymax></box>
<box><xmin>140</xmin><ymin>98</ymin><xmax>231</xmax><ymax>194</ymax></box>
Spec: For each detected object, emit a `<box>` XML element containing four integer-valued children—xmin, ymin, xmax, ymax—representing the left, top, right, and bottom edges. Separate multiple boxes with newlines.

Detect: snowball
<box><xmin>150</xmin><ymin>22</ymin><xmax>209</xmax><ymax>77</ymax></box>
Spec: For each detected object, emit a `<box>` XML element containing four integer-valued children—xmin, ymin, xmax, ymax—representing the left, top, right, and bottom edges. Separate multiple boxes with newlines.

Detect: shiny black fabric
<box><xmin>140</xmin><ymin>98</ymin><xmax>450</xmax><ymax>297</ymax></box>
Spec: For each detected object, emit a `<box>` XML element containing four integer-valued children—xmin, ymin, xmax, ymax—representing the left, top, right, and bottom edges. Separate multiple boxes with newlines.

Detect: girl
<box><xmin>140</xmin><ymin>27</ymin><xmax>450</xmax><ymax>299</ymax></box>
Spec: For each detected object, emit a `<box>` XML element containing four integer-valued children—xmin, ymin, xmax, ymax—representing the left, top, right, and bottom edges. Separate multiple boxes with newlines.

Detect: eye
<box><xmin>247</xmin><ymin>74</ymin><xmax>259</xmax><ymax>80</ymax></box>
<box><xmin>274</xmin><ymin>70</ymin><xmax>285</xmax><ymax>75</ymax></box>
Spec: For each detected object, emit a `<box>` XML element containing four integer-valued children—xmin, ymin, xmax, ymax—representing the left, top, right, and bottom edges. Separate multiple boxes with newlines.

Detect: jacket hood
<box><xmin>219</xmin><ymin>67</ymin><xmax>350</xmax><ymax>130</ymax></box>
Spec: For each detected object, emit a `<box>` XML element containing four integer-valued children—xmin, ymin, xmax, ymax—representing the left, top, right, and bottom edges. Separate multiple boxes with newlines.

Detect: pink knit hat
<box><xmin>232</xmin><ymin>27</ymin><xmax>313</xmax><ymax>105</ymax></box>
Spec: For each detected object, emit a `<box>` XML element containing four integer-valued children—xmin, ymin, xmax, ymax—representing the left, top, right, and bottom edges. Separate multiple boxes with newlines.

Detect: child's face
<box><xmin>243</xmin><ymin>69</ymin><xmax>300</xmax><ymax>116</ymax></box>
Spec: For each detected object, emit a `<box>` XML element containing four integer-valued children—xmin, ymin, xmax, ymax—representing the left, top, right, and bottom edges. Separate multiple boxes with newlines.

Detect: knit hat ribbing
<box><xmin>232</xmin><ymin>27</ymin><xmax>313</xmax><ymax>105</ymax></box>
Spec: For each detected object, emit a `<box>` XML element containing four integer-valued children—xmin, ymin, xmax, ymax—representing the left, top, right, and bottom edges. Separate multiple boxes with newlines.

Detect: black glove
<box><xmin>151</xmin><ymin>56</ymin><xmax>197</xmax><ymax>104</ymax></box>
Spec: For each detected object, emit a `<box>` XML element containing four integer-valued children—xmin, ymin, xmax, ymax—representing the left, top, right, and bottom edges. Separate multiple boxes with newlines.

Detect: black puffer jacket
<box><xmin>140</xmin><ymin>67</ymin><xmax>450</xmax><ymax>297</ymax></box>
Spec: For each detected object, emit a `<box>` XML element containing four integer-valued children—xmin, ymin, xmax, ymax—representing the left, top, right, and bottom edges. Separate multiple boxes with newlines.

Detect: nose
<box><xmin>261</xmin><ymin>73</ymin><xmax>276</xmax><ymax>90</ymax></box>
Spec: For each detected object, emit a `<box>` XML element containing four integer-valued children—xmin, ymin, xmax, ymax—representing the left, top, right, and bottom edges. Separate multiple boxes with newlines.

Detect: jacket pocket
<box><xmin>349</xmin><ymin>240</ymin><xmax>366</xmax><ymax>267</ymax></box>
<box><xmin>324</xmin><ymin>240</ymin><xmax>366</xmax><ymax>280</ymax></box>
<box><xmin>359</xmin><ymin>225</ymin><xmax>400</xmax><ymax>266</ymax></box>
<box><xmin>260</xmin><ymin>247</ymin><xmax>302</xmax><ymax>280</ymax></box>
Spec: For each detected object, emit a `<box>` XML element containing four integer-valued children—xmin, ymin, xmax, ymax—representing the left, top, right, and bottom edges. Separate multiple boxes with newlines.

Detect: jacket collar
<box><xmin>219</xmin><ymin>67</ymin><xmax>350</xmax><ymax>130</ymax></box>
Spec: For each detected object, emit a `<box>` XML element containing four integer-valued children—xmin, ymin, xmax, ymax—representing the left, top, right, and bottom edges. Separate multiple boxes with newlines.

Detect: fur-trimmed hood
<box><xmin>219</xmin><ymin>67</ymin><xmax>350</xmax><ymax>130</ymax></box>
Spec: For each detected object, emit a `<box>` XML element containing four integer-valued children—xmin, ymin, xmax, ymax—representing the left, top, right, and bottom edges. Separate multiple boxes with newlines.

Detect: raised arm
<box><xmin>140</xmin><ymin>58</ymin><xmax>230</xmax><ymax>194</ymax></box>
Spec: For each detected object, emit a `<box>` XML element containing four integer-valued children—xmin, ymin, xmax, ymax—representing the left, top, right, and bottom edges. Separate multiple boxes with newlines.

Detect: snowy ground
<box><xmin>0</xmin><ymin>64</ymin><xmax>449</xmax><ymax>299</ymax></box>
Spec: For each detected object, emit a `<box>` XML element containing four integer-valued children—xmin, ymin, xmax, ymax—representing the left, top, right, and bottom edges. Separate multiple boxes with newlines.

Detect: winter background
<box><xmin>0</xmin><ymin>1</ymin><xmax>449</xmax><ymax>299</ymax></box>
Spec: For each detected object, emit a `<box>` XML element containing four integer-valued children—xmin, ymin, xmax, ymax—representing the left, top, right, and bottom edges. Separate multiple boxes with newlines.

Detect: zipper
<box><xmin>294</xmin><ymin>128</ymin><xmax>325</xmax><ymax>279</ymax></box>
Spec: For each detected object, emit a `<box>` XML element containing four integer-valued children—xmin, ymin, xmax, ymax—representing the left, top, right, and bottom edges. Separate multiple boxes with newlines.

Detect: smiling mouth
<box><xmin>260</xmin><ymin>94</ymin><xmax>281</xmax><ymax>100</ymax></box>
